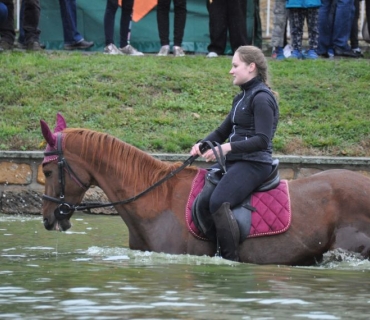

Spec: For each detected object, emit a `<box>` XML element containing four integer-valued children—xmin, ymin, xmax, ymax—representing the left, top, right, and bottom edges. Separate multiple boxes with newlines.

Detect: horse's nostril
<box><xmin>43</xmin><ymin>218</ymin><xmax>53</xmax><ymax>231</ymax></box>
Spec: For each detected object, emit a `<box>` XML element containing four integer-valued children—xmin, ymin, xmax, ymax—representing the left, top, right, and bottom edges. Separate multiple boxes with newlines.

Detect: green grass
<box><xmin>1</xmin><ymin>50</ymin><xmax>370</xmax><ymax>156</ymax></box>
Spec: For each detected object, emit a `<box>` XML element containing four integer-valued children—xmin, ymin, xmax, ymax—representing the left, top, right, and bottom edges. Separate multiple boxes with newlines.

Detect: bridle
<box><xmin>43</xmin><ymin>133</ymin><xmax>199</xmax><ymax>221</ymax></box>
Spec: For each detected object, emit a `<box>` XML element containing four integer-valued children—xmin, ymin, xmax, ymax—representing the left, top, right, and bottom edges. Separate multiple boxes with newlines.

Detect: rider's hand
<box><xmin>191</xmin><ymin>143</ymin><xmax>232</xmax><ymax>162</ymax></box>
<box><xmin>190</xmin><ymin>143</ymin><xmax>202</xmax><ymax>157</ymax></box>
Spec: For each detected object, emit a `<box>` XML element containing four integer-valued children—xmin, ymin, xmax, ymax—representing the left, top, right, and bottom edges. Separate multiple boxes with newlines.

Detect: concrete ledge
<box><xmin>151</xmin><ymin>153</ymin><xmax>370</xmax><ymax>166</ymax></box>
<box><xmin>2</xmin><ymin>151</ymin><xmax>370</xmax><ymax>166</ymax></box>
<box><xmin>1</xmin><ymin>151</ymin><xmax>370</xmax><ymax>215</ymax></box>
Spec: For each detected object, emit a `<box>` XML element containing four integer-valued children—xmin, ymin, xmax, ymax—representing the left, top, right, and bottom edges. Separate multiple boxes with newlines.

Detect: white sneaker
<box><xmin>352</xmin><ymin>47</ymin><xmax>362</xmax><ymax>53</ymax></box>
<box><xmin>173</xmin><ymin>46</ymin><xmax>185</xmax><ymax>57</ymax></box>
<box><xmin>119</xmin><ymin>44</ymin><xmax>144</xmax><ymax>56</ymax></box>
<box><xmin>104</xmin><ymin>43</ymin><xmax>123</xmax><ymax>55</ymax></box>
<box><xmin>157</xmin><ymin>45</ymin><xmax>170</xmax><ymax>56</ymax></box>
<box><xmin>206</xmin><ymin>52</ymin><xmax>218</xmax><ymax>58</ymax></box>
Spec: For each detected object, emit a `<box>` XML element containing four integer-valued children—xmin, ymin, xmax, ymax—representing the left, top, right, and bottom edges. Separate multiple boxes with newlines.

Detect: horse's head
<box><xmin>40</xmin><ymin>113</ymin><xmax>90</xmax><ymax>231</ymax></box>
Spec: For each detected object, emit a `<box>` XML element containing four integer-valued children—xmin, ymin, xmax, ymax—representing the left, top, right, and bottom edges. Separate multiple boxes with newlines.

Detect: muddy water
<box><xmin>1</xmin><ymin>213</ymin><xmax>370</xmax><ymax>319</ymax></box>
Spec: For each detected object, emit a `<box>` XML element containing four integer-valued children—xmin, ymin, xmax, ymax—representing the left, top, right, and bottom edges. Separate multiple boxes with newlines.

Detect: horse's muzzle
<box><xmin>43</xmin><ymin>217</ymin><xmax>71</xmax><ymax>231</ymax></box>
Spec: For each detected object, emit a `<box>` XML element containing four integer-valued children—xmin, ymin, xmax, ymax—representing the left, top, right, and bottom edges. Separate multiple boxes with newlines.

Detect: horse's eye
<box><xmin>44</xmin><ymin>171</ymin><xmax>52</xmax><ymax>178</ymax></box>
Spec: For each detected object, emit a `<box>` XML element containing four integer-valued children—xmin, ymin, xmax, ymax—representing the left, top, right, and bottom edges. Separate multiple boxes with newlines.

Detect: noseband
<box><xmin>43</xmin><ymin>133</ymin><xmax>199</xmax><ymax>221</ymax></box>
<box><xmin>43</xmin><ymin>133</ymin><xmax>89</xmax><ymax>220</ymax></box>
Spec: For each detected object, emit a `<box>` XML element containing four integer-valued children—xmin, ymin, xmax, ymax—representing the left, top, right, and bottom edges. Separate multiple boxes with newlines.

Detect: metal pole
<box><xmin>16</xmin><ymin>0</ymin><xmax>20</xmax><ymax>31</ymax></box>
<box><xmin>266</xmin><ymin>0</ymin><xmax>270</xmax><ymax>37</ymax></box>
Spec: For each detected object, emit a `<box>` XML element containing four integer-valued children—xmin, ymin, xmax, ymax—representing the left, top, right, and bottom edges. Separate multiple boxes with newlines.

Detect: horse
<box><xmin>40</xmin><ymin>113</ymin><xmax>370</xmax><ymax>266</ymax></box>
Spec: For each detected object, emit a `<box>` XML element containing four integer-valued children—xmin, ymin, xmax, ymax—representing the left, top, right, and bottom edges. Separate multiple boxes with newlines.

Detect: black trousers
<box><xmin>0</xmin><ymin>0</ymin><xmax>40</xmax><ymax>44</ymax></box>
<box><xmin>206</xmin><ymin>0</ymin><xmax>248</xmax><ymax>54</ymax></box>
<box><xmin>350</xmin><ymin>0</ymin><xmax>360</xmax><ymax>48</ymax></box>
<box><xmin>156</xmin><ymin>0</ymin><xmax>187</xmax><ymax>47</ymax></box>
<box><xmin>104</xmin><ymin>0</ymin><xmax>133</xmax><ymax>47</ymax></box>
<box><xmin>209</xmin><ymin>160</ymin><xmax>272</xmax><ymax>214</ymax></box>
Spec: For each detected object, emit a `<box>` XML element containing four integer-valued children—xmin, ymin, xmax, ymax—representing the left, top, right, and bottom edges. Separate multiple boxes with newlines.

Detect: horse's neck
<box><xmin>85</xmin><ymin>149</ymin><xmax>185</xmax><ymax>215</ymax></box>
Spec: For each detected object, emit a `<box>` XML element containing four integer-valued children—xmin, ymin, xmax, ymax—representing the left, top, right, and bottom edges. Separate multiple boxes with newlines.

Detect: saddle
<box><xmin>191</xmin><ymin>151</ymin><xmax>280</xmax><ymax>243</ymax></box>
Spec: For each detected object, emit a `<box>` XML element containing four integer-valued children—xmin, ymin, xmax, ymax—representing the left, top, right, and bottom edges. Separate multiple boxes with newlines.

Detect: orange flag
<box><xmin>118</xmin><ymin>0</ymin><xmax>157</xmax><ymax>22</ymax></box>
<box><xmin>133</xmin><ymin>0</ymin><xmax>157</xmax><ymax>22</ymax></box>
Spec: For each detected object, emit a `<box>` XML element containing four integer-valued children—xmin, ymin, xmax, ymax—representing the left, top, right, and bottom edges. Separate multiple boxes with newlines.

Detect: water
<box><xmin>1</xmin><ymin>213</ymin><xmax>370</xmax><ymax>320</ymax></box>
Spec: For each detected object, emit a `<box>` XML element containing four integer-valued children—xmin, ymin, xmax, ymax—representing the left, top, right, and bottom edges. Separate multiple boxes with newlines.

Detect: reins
<box><xmin>72</xmin><ymin>154</ymin><xmax>197</xmax><ymax>211</ymax></box>
<box><xmin>43</xmin><ymin>133</ymin><xmax>199</xmax><ymax>219</ymax></box>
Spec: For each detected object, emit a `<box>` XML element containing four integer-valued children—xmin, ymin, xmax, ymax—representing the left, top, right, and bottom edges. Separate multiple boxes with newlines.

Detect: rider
<box><xmin>190</xmin><ymin>45</ymin><xmax>279</xmax><ymax>261</ymax></box>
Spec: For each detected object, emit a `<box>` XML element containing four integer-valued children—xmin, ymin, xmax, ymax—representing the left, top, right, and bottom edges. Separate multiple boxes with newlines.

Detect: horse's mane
<box><xmin>62</xmin><ymin>128</ymin><xmax>197</xmax><ymax>197</ymax></box>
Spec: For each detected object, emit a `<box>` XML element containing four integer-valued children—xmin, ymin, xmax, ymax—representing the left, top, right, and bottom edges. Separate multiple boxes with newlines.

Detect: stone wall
<box><xmin>1</xmin><ymin>151</ymin><xmax>370</xmax><ymax>215</ymax></box>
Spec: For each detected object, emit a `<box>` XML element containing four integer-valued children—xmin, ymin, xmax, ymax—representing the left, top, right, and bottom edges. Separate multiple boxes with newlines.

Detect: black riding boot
<box><xmin>212</xmin><ymin>202</ymin><xmax>240</xmax><ymax>261</ymax></box>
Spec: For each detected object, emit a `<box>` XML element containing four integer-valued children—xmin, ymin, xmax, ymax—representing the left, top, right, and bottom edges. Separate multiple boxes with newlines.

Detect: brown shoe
<box><xmin>26</xmin><ymin>41</ymin><xmax>44</xmax><ymax>51</ymax></box>
<box><xmin>64</xmin><ymin>40</ymin><xmax>94</xmax><ymax>50</ymax></box>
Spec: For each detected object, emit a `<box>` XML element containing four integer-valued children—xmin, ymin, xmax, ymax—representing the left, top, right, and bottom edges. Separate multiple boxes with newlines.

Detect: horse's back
<box><xmin>239</xmin><ymin>169</ymin><xmax>370</xmax><ymax>265</ymax></box>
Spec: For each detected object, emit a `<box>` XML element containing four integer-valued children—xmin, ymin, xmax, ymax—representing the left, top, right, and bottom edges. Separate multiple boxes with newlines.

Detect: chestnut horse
<box><xmin>40</xmin><ymin>114</ymin><xmax>370</xmax><ymax>266</ymax></box>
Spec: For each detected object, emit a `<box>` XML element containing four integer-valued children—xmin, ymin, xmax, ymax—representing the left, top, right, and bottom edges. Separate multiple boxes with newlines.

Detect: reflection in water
<box><xmin>1</xmin><ymin>213</ymin><xmax>370</xmax><ymax>319</ymax></box>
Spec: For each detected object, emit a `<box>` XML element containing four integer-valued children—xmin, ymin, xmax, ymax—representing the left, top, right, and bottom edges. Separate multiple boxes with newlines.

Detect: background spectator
<box><xmin>349</xmin><ymin>0</ymin><xmax>363</xmax><ymax>57</ymax></box>
<box><xmin>104</xmin><ymin>0</ymin><xmax>143</xmax><ymax>55</ymax></box>
<box><xmin>206</xmin><ymin>0</ymin><xmax>248</xmax><ymax>58</ymax></box>
<box><xmin>58</xmin><ymin>0</ymin><xmax>94</xmax><ymax>50</ymax></box>
<box><xmin>270</xmin><ymin>0</ymin><xmax>289</xmax><ymax>59</ymax></box>
<box><xmin>17</xmin><ymin>0</ymin><xmax>45</xmax><ymax>49</ymax></box>
<box><xmin>286</xmin><ymin>0</ymin><xmax>321</xmax><ymax>59</ymax></box>
<box><xmin>0</xmin><ymin>1</ymin><xmax>7</xmax><ymax>26</ymax></box>
<box><xmin>156</xmin><ymin>0</ymin><xmax>187</xmax><ymax>57</ymax></box>
<box><xmin>0</xmin><ymin>0</ymin><xmax>42</xmax><ymax>51</ymax></box>
<box><xmin>317</xmin><ymin>0</ymin><xmax>357</xmax><ymax>58</ymax></box>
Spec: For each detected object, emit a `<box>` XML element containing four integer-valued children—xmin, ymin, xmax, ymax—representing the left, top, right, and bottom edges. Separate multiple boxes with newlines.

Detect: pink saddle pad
<box><xmin>185</xmin><ymin>169</ymin><xmax>292</xmax><ymax>241</ymax></box>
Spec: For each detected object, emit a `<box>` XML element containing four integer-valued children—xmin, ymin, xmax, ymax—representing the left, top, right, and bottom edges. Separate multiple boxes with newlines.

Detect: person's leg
<box><xmin>306</xmin><ymin>8</ymin><xmax>319</xmax><ymax>50</ymax></box>
<box><xmin>22</xmin><ymin>0</ymin><xmax>41</xmax><ymax>45</ymax></box>
<box><xmin>270</xmin><ymin>0</ymin><xmax>288</xmax><ymax>58</ymax></box>
<box><xmin>209</xmin><ymin>161</ymin><xmax>271</xmax><ymax>261</ymax></box>
<box><xmin>119</xmin><ymin>0</ymin><xmax>133</xmax><ymax>47</ymax></box>
<box><xmin>206</xmin><ymin>0</ymin><xmax>228</xmax><ymax>55</ymax></box>
<box><xmin>271</xmin><ymin>0</ymin><xmax>288</xmax><ymax>48</ymax></box>
<box><xmin>58</xmin><ymin>0</ymin><xmax>83</xmax><ymax>44</ymax></box>
<box><xmin>350</xmin><ymin>0</ymin><xmax>359</xmax><ymax>49</ymax></box>
<box><xmin>317</xmin><ymin>0</ymin><xmax>333</xmax><ymax>55</ymax></box>
<box><xmin>302</xmin><ymin>7</ymin><xmax>319</xmax><ymax>59</ymax></box>
<box><xmin>227</xmin><ymin>0</ymin><xmax>248</xmax><ymax>53</ymax></box>
<box><xmin>209</xmin><ymin>161</ymin><xmax>271</xmax><ymax>214</ymax></box>
<box><xmin>0</xmin><ymin>2</ymin><xmax>7</xmax><ymax>26</ymax></box>
<box><xmin>118</xmin><ymin>0</ymin><xmax>143</xmax><ymax>55</ymax></box>
<box><xmin>253</xmin><ymin>0</ymin><xmax>263</xmax><ymax>48</ymax></box>
<box><xmin>18</xmin><ymin>0</ymin><xmax>25</xmax><ymax>44</ymax></box>
<box><xmin>156</xmin><ymin>0</ymin><xmax>171</xmax><ymax>46</ymax></box>
<box><xmin>289</xmin><ymin>9</ymin><xmax>304</xmax><ymax>53</ymax></box>
<box><xmin>173</xmin><ymin>0</ymin><xmax>187</xmax><ymax>47</ymax></box>
<box><xmin>104</xmin><ymin>0</ymin><xmax>118</xmax><ymax>46</ymax></box>
<box><xmin>332</xmin><ymin>0</ymin><xmax>354</xmax><ymax>50</ymax></box>
<box><xmin>0</xmin><ymin>0</ymin><xmax>15</xmax><ymax>47</ymax></box>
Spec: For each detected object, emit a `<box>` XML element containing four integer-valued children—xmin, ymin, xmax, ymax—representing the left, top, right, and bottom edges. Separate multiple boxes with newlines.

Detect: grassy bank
<box><xmin>1</xmin><ymin>50</ymin><xmax>370</xmax><ymax>156</ymax></box>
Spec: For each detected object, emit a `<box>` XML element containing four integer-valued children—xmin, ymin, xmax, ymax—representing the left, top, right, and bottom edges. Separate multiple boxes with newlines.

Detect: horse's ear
<box><xmin>54</xmin><ymin>112</ymin><xmax>67</xmax><ymax>133</ymax></box>
<box><xmin>40</xmin><ymin>119</ymin><xmax>56</xmax><ymax>148</ymax></box>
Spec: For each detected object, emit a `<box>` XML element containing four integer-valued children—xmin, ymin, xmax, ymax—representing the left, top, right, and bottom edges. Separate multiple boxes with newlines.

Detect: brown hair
<box><xmin>235</xmin><ymin>46</ymin><xmax>278</xmax><ymax>98</ymax></box>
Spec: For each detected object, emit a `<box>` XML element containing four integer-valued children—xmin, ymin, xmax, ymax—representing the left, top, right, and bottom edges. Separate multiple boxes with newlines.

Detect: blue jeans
<box><xmin>0</xmin><ymin>2</ymin><xmax>8</xmax><ymax>26</ymax></box>
<box><xmin>58</xmin><ymin>0</ymin><xmax>83</xmax><ymax>44</ymax></box>
<box><xmin>317</xmin><ymin>0</ymin><xmax>354</xmax><ymax>53</ymax></box>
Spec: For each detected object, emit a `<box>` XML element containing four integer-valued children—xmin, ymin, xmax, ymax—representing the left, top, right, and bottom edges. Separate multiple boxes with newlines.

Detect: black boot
<box><xmin>212</xmin><ymin>202</ymin><xmax>240</xmax><ymax>261</ymax></box>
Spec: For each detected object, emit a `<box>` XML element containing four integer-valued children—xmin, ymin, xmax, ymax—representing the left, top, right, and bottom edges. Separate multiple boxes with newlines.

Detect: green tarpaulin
<box><xmin>40</xmin><ymin>0</ymin><xmax>261</xmax><ymax>53</ymax></box>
